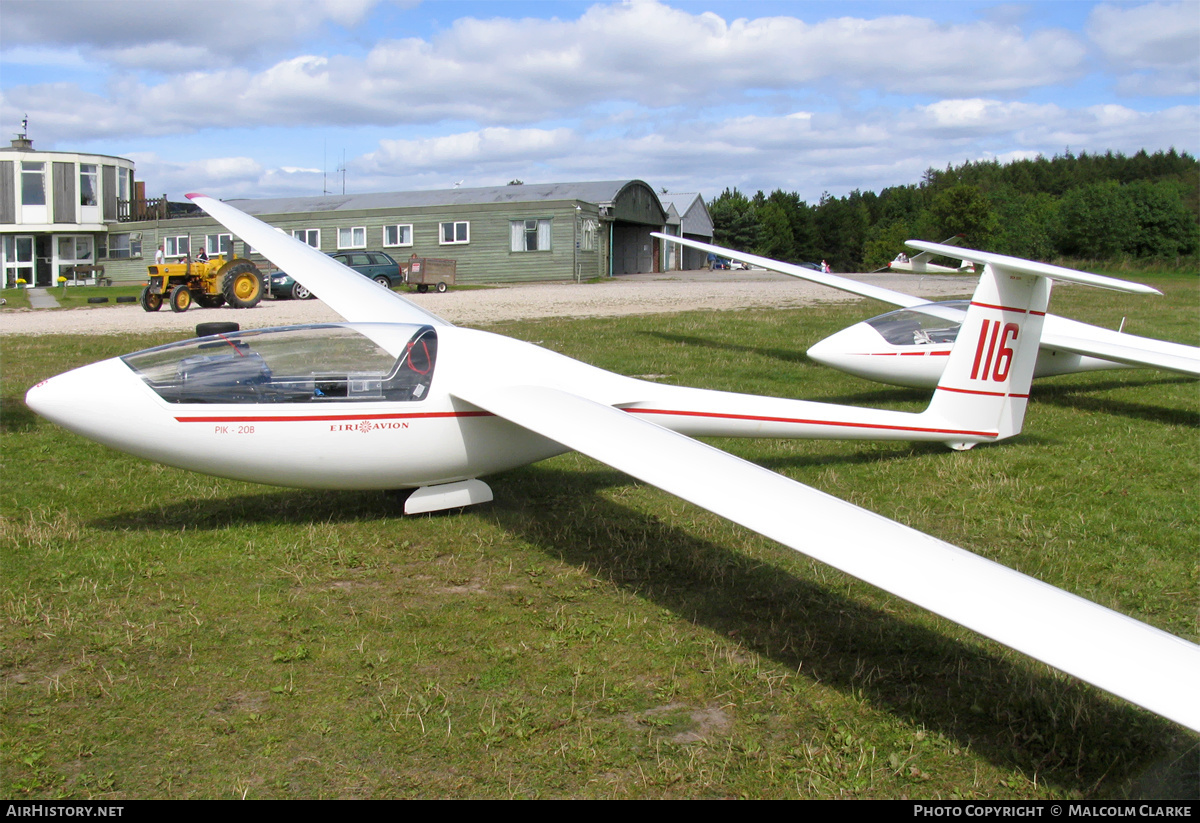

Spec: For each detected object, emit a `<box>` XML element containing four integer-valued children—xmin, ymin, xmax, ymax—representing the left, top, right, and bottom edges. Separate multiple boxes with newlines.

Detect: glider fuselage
<box><xmin>26</xmin><ymin>322</ymin><xmax>1011</xmax><ymax>492</ymax></box>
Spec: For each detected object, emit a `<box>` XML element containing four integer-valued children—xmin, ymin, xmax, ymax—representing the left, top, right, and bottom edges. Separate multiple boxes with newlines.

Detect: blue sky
<box><xmin>2</xmin><ymin>0</ymin><xmax>1196</xmax><ymax>203</ymax></box>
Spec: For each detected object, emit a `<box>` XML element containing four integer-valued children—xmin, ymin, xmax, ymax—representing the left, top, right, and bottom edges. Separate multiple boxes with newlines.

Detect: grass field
<box><xmin>2</xmin><ymin>275</ymin><xmax>1197</xmax><ymax>799</ymax></box>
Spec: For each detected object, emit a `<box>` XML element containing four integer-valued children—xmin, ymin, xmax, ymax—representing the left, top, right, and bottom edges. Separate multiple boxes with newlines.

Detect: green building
<box><xmin>103</xmin><ymin>180</ymin><xmax>712</xmax><ymax>285</ymax></box>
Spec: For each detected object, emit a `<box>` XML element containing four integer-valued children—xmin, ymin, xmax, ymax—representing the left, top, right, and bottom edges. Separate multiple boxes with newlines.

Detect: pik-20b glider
<box><xmin>27</xmin><ymin>196</ymin><xmax>1200</xmax><ymax>731</ymax></box>
<box><xmin>654</xmin><ymin>233</ymin><xmax>1200</xmax><ymax>389</ymax></box>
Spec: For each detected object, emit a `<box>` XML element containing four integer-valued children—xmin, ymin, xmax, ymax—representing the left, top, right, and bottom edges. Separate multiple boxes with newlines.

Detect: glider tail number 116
<box><xmin>26</xmin><ymin>195</ymin><xmax>1200</xmax><ymax>732</ymax></box>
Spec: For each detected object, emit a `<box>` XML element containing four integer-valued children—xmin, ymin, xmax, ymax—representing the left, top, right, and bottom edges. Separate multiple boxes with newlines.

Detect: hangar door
<box><xmin>606</xmin><ymin>182</ymin><xmax>666</xmax><ymax>275</ymax></box>
<box><xmin>612</xmin><ymin>225</ymin><xmax>657</xmax><ymax>275</ymax></box>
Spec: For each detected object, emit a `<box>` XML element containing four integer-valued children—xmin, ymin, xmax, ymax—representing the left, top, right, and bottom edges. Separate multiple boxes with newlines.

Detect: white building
<box><xmin>0</xmin><ymin>134</ymin><xmax>136</xmax><ymax>287</ymax></box>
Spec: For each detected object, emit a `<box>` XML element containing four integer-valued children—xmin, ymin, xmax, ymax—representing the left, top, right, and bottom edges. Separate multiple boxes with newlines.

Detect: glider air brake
<box><xmin>653</xmin><ymin>233</ymin><xmax>1200</xmax><ymax>388</ymax></box>
<box><xmin>26</xmin><ymin>195</ymin><xmax>1200</xmax><ymax>732</ymax></box>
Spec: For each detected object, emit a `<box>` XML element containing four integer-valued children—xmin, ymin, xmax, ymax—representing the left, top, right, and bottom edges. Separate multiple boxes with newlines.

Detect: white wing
<box><xmin>1041</xmin><ymin>318</ymin><xmax>1200</xmax><ymax>377</ymax></box>
<box><xmin>187</xmin><ymin>193</ymin><xmax>451</xmax><ymax>327</ymax></box>
<box><xmin>651</xmin><ymin>232</ymin><xmax>927</xmax><ymax>307</ymax></box>
<box><xmin>905</xmin><ymin>241</ymin><xmax>1163</xmax><ymax>295</ymax></box>
<box><xmin>453</xmin><ymin>383</ymin><xmax>1200</xmax><ymax>731</ymax></box>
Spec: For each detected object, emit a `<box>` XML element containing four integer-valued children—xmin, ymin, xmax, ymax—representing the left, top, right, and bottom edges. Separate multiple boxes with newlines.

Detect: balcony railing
<box><xmin>117</xmin><ymin>196</ymin><xmax>168</xmax><ymax>222</ymax></box>
<box><xmin>116</xmin><ymin>197</ymin><xmax>203</xmax><ymax>223</ymax></box>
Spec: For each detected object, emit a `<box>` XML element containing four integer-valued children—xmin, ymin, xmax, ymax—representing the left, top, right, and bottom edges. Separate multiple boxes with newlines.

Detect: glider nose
<box><xmin>26</xmin><ymin>358</ymin><xmax>156</xmax><ymax>449</ymax></box>
<box><xmin>806</xmin><ymin>323</ymin><xmax>878</xmax><ymax>372</ymax></box>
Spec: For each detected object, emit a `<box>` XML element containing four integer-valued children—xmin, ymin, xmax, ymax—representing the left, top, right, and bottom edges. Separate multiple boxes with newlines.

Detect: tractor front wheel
<box><xmin>220</xmin><ymin>261</ymin><xmax>264</xmax><ymax>309</ymax></box>
<box><xmin>169</xmin><ymin>285</ymin><xmax>192</xmax><ymax>313</ymax></box>
<box><xmin>140</xmin><ymin>286</ymin><xmax>162</xmax><ymax>312</ymax></box>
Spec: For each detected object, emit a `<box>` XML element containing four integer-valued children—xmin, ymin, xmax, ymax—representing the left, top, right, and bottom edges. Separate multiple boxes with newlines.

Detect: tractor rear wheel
<box><xmin>220</xmin><ymin>261</ymin><xmax>264</xmax><ymax>309</ymax></box>
<box><xmin>140</xmin><ymin>285</ymin><xmax>162</xmax><ymax>312</ymax></box>
<box><xmin>169</xmin><ymin>285</ymin><xmax>193</xmax><ymax>313</ymax></box>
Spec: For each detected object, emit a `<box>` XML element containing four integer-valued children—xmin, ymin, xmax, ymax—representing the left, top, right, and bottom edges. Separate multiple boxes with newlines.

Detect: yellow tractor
<box><xmin>141</xmin><ymin>254</ymin><xmax>264</xmax><ymax>313</ymax></box>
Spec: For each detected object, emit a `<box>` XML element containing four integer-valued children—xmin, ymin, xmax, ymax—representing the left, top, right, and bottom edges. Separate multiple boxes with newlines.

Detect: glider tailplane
<box><xmin>923</xmin><ymin>263</ymin><xmax>1049</xmax><ymax>447</ymax></box>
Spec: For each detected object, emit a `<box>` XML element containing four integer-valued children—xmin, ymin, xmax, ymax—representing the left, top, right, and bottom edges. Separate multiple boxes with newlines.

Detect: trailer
<box><xmin>401</xmin><ymin>254</ymin><xmax>456</xmax><ymax>293</ymax></box>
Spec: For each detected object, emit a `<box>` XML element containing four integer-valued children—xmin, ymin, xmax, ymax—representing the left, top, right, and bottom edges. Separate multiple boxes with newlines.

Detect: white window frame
<box><xmin>439</xmin><ymin>221</ymin><xmax>469</xmax><ymax>245</ymax></box>
<box><xmin>79</xmin><ymin>164</ymin><xmax>99</xmax><ymax>207</ymax></box>
<box><xmin>383</xmin><ymin>224</ymin><xmax>413</xmax><ymax>247</ymax></box>
<box><xmin>163</xmin><ymin>235</ymin><xmax>190</xmax><ymax>258</ymax></box>
<box><xmin>118</xmin><ymin>167</ymin><xmax>132</xmax><ymax>203</ymax></box>
<box><xmin>21</xmin><ymin>162</ymin><xmax>46</xmax><ymax>206</ymax></box>
<box><xmin>580</xmin><ymin>217</ymin><xmax>598</xmax><ymax>252</ymax></box>
<box><xmin>511</xmin><ymin>218</ymin><xmax>551</xmax><ymax>252</ymax></box>
<box><xmin>205</xmin><ymin>233</ymin><xmax>232</xmax><ymax>255</ymax></box>
<box><xmin>337</xmin><ymin>226</ymin><xmax>366</xmax><ymax>249</ymax></box>
<box><xmin>292</xmin><ymin>228</ymin><xmax>320</xmax><ymax>248</ymax></box>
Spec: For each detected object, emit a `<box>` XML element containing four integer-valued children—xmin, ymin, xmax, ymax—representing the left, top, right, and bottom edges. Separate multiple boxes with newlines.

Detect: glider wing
<box><xmin>453</xmin><ymin>382</ymin><xmax>1200</xmax><ymax>731</ymax></box>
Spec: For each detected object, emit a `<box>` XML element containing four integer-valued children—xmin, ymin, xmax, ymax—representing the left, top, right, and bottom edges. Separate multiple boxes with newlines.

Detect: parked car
<box><xmin>271</xmin><ymin>250</ymin><xmax>403</xmax><ymax>299</ymax></box>
<box><xmin>269</xmin><ymin>272</ymin><xmax>314</xmax><ymax>299</ymax></box>
<box><xmin>329</xmin><ymin>251</ymin><xmax>403</xmax><ymax>288</ymax></box>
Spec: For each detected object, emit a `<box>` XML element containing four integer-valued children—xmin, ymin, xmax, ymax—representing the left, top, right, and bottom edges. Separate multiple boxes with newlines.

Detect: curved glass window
<box><xmin>865</xmin><ymin>301</ymin><xmax>967</xmax><ymax>346</ymax></box>
<box><xmin>123</xmin><ymin>324</ymin><xmax>437</xmax><ymax>404</ymax></box>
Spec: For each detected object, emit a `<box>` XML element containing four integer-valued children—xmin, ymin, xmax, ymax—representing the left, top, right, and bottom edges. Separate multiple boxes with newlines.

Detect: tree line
<box><xmin>709</xmin><ymin>149</ymin><xmax>1199</xmax><ymax>271</ymax></box>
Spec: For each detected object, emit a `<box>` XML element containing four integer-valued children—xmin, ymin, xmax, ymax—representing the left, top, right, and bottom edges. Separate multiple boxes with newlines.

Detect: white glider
<box><xmin>888</xmin><ymin>234</ymin><xmax>975</xmax><ymax>273</ymax></box>
<box><xmin>26</xmin><ymin>196</ymin><xmax>1200</xmax><ymax>731</ymax></box>
<box><xmin>654</xmin><ymin>233</ymin><xmax>1200</xmax><ymax>388</ymax></box>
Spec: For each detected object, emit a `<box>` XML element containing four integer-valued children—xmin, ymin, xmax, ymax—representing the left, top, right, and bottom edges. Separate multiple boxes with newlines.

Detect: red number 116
<box><xmin>971</xmin><ymin>319</ymin><xmax>1018</xmax><ymax>382</ymax></box>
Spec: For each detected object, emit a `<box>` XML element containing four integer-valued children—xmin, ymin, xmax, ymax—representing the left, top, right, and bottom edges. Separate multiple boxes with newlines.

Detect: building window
<box><xmin>79</xmin><ymin>165</ymin><xmax>98</xmax><ymax>207</ymax></box>
<box><xmin>440</xmin><ymin>221</ymin><xmax>469</xmax><ymax>245</ymax></box>
<box><xmin>106</xmin><ymin>232</ymin><xmax>142</xmax><ymax>259</ymax></box>
<box><xmin>21</xmin><ymin>162</ymin><xmax>45</xmax><ymax>206</ymax></box>
<box><xmin>57</xmin><ymin>235</ymin><xmax>94</xmax><ymax>263</ymax></box>
<box><xmin>580</xmin><ymin>218</ymin><xmax>598</xmax><ymax>252</ymax></box>
<box><xmin>56</xmin><ymin>235</ymin><xmax>96</xmax><ymax>280</ymax></box>
<box><xmin>337</xmin><ymin>227</ymin><xmax>366</xmax><ymax>249</ymax></box>
<box><xmin>206</xmin><ymin>233</ymin><xmax>232</xmax><ymax>255</ymax></box>
<box><xmin>383</xmin><ymin>224</ymin><xmax>413</xmax><ymax>247</ymax></box>
<box><xmin>118</xmin><ymin>167</ymin><xmax>132</xmax><ymax>202</ymax></box>
<box><xmin>511</xmin><ymin>219</ymin><xmax>551</xmax><ymax>252</ymax></box>
<box><xmin>163</xmin><ymin>235</ymin><xmax>190</xmax><ymax>258</ymax></box>
<box><xmin>292</xmin><ymin>229</ymin><xmax>320</xmax><ymax>248</ymax></box>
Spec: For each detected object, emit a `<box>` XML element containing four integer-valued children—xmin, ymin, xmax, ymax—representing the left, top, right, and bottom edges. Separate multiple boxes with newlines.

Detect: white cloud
<box><xmin>1088</xmin><ymin>2</ymin><xmax>1199</xmax><ymax>68</ymax></box>
<box><xmin>1087</xmin><ymin>2</ymin><xmax>1199</xmax><ymax>96</ymax></box>
<box><xmin>1</xmin><ymin>0</ymin><xmax>382</xmax><ymax>69</ymax></box>
<box><xmin>1</xmin><ymin>1</ymin><xmax>1095</xmax><ymax>143</ymax></box>
<box><xmin>361</xmin><ymin>127</ymin><xmax>575</xmax><ymax>175</ymax></box>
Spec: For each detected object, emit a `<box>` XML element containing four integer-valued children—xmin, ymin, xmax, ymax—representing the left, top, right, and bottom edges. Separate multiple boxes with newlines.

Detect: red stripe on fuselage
<box><xmin>175</xmin><ymin>410</ymin><xmax>494</xmax><ymax>423</ymax></box>
<box><xmin>174</xmin><ymin>406</ymin><xmax>995</xmax><ymax>439</ymax></box>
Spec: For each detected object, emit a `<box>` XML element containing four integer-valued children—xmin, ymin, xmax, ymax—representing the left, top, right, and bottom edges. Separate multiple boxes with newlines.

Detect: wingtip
<box><xmin>185</xmin><ymin>192</ymin><xmax>206</xmax><ymax>201</ymax></box>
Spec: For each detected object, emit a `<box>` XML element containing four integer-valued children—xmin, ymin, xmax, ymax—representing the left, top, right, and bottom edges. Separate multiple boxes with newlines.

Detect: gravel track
<box><xmin>0</xmin><ymin>271</ymin><xmax>971</xmax><ymax>335</ymax></box>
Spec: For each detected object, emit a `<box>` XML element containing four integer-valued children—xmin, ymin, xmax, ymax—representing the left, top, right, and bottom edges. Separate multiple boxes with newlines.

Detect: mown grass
<box><xmin>2</xmin><ymin>285</ymin><xmax>148</xmax><ymax>311</ymax></box>
<box><xmin>1</xmin><ymin>274</ymin><xmax>1196</xmax><ymax>799</ymax></box>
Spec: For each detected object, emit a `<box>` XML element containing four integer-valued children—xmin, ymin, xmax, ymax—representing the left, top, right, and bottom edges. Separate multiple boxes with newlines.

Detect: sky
<box><xmin>1</xmin><ymin>0</ymin><xmax>1197</xmax><ymax>204</ymax></box>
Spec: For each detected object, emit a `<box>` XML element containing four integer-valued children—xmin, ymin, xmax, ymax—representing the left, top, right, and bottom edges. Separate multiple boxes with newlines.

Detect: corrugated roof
<box><xmin>226</xmin><ymin>181</ymin><xmax>648</xmax><ymax>216</ymax></box>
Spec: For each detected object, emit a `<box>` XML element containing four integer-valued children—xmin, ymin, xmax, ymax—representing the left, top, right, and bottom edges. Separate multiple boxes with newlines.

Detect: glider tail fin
<box><xmin>914</xmin><ymin>241</ymin><xmax>1160</xmax><ymax>448</ymax></box>
<box><xmin>923</xmin><ymin>264</ymin><xmax>1048</xmax><ymax>446</ymax></box>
